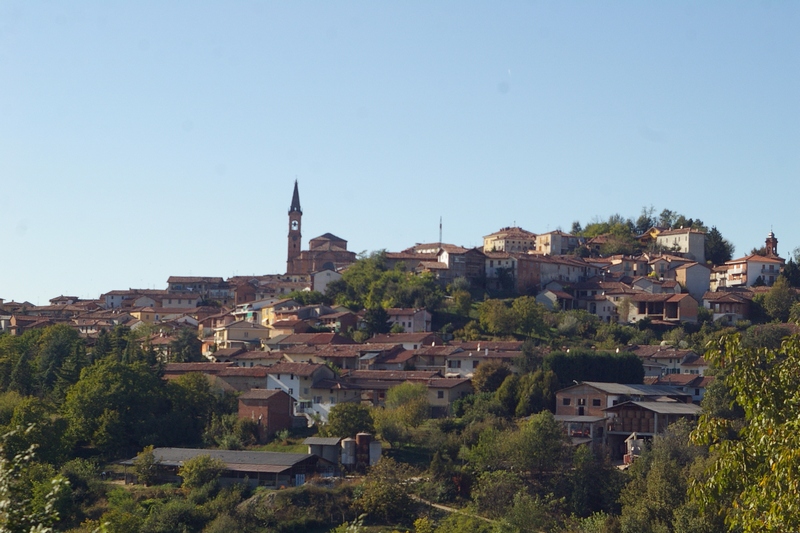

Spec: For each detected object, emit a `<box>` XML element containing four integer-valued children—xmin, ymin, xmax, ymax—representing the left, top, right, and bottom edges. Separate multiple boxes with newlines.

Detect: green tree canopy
<box><xmin>543</xmin><ymin>349</ymin><xmax>644</xmax><ymax>390</ymax></box>
<box><xmin>62</xmin><ymin>359</ymin><xmax>170</xmax><ymax>456</ymax></box>
<box><xmin>761</xmin><ymin>275</ymin><xmax>796</xmax><ymax>322</ymax></box>
<box><xmin>705</xmin><ymin>226</ymin><xmax>735</xmax><ymax>266</ymax></box>
<box><xmin>384</xmin><ymin>382</ymin><xmax>429</xmax><ymax>428</ymax></box>
<box><xmin>320</xmin><ymin>402</ymin><xmax>374</xmax><ymax>438</ymax></box>
<box><xmin>178</xmin><ymin>454</ymin><xmax>226</xmax><ymax>490</ymax></box>
<box><xmin>692</xmin><ymin>334</ymin><xmax>800</xmax><ymax>532</ymax></box>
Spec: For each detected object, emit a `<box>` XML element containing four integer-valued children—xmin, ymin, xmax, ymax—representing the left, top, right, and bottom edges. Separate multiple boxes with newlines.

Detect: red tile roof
<box><xmin>264</xmin><ymin>363</ymin><xmax>328</xmax><ymax>377</ymax></box>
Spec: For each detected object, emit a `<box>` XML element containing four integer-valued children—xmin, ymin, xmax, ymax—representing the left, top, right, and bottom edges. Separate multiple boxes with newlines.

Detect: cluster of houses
<box><xmin>2</xmin><ymin>184</ymin><xmax>787</xmax><ymax>472</ymax></box>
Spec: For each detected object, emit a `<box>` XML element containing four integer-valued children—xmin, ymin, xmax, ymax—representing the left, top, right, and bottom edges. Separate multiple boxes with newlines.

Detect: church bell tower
<box><xmin>287</xmin><ymin>180</ymin><xmax>303</xmax><ymax>274</ymax></box>
<box><xmin>765</xmin><ymin>230</ymin><xmax>778</xmax><ymax>257</ymax></box>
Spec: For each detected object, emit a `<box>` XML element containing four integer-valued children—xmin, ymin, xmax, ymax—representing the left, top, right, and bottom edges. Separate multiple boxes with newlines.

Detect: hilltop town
<box><xmin>2</xmin><ymin>182</ymin><xmax>798</xmax><ymax>532</ymax></box>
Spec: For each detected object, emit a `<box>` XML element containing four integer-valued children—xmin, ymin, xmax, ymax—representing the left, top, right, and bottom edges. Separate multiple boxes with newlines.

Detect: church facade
<box><xmin>286</xmin><ymin>181</ymin><xmax>357</xmax><ymax>276</ymax></box>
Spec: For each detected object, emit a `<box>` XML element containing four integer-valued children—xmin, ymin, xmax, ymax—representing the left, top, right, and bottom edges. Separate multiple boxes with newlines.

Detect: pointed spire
<box><xmin>289</xmin><ymin>180</ymin><xmax>302</xmax><ymax>215</ymax></box>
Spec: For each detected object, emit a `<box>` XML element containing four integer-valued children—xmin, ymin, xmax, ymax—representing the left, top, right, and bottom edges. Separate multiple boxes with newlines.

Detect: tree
<box><xmin>567</xmin><ymin>445</ymin><xmax>624</xmax><ymax>518</ymax></box>
<box><xmin>8</xmin><ymin>352</ymin><xmax>34</xmax><ymax>397</ymax></box>
<box><xmin>692</xmin><ymin>333</ymin><xmax>800</xmax><ymax>531</ymax></box>
<box><xmin>357</xmin><ymin>457</ymin><xmax>415</xmax><ymax>525</ymax></box>
<box><xmin>450</xmin><ymin>289</ymin><xmax>472</xmax><ymax>316</ymax></box>
<box><xmin>286</xmin><ymin>290</ymin><xmax>327</xmax><ymax>306</ymax></box>
<box><xmin>634</xmin><ymin>205</ymin><xmax>656</xmax><ymax>235</ymax></box>
<box><xmin>0</xmin><ymin>428</ymin><xmax>68</xmax><ymax>533</ymax></box>
<box><xmin>471</xmin><ymin>361</ymin><xmax>511</xmax><ymax>393</ymax></box>
<box><xmin>166</xmin><ymin>372</ymin><xmax>218</xmax><ymax>445</ymax></box>
<box><xmin>762</xmin><ymin>275</ymin><xmax>796</xmax><ymax>322</ymax></box>
<box><xmin>362</xmin><ymin>307</ymin><xmax>391</xmax><ymax>336</ymax></box>
<box><xmin>658</xmin><ymin>209</ymin><xmax>676</xmax><ymax>228</ymax></box>
<box><xmin>36</xmin><ymin>324</ymin><xmax>84</xmax><ymax>393</ymax></box>
<box><xmin>620</xmin><ymin>420</ymin><xmax>718</xmax><ymax>533</ymax></box>
<box><xmin>515</xmin><ymin>369</ymin><xmax>559</xmax><ymax>417</ymax></box>
<box><xmin>178</xmin><ymin>454</ymin><xmax>225</xmax><ymax>490</ymax></box>
<box><xmin>384</xmin><ymin>382</ymin><xmax>428</xmax><ymax>428</ymax></box>
<box><xmin>133</xmin><ymin>446</ymin><xmax>158</xmax><ymax>486</ymax></box>
<box><xmin>471</xmin><ymin>470</ymin><xmax>524</xmax><ymax>519</ymax></box>
<box><xmin>781</xmin><ymin>258</ymin><xmax>800</xmax><ymax>288</ymax></box>
<box><xmin>544</xmin><ymin>349</ymin><xmax>644</xmax><ymax>390</ymax></box>
<box><xmin>168</xmin><ymin>328</ymin><xmax>202</xmax><ymax>363</ymax></box>
<box><xmin>494</xmin><ymin>374</ymin><xmax>519</xmax><ymax>417</ymax></box>
<box><xmin>478</xmin><ymin>300</ymin><xmax>515</xmax><ymax>337</ymax></box>
<box><xmin>704</xmin><ymin>226</ymin><xmax>735</xmax><ymax>266</ymax></box>
<box><xmin>62</xmin><ymin>359</ymin><xmax>170</xmax><ymax>456</ymax></box>
<box><xmin>511</xmin><ymin>411</ymin><xmax>570</xmax><ymax>478</ymax></box>
<box><xmin>511</xmin><ymin>296</ymin><xmax>545</xmax><ymax>337</ymax></box>
<box><xmin>320</xmin><ymin>403</ymin><xmax>374</xmax><ymax>438</ymax></box>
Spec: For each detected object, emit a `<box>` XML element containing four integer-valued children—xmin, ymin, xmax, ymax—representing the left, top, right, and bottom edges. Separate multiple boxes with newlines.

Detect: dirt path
<box><xmin>410</xmin><ymin>495</ymin><xmax>497</xmax><ymax>524</ymax></box>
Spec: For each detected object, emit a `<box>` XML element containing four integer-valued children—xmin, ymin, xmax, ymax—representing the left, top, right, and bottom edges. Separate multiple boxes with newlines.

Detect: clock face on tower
<box><xmin>291</xmin><ymin>220</ymin><xmax>299</xmax><ymax>231</ymax></box>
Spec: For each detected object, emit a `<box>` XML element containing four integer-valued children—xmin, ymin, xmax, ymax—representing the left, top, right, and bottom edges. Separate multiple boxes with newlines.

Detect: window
<box><xmin>437</xmin><ymin>391</ymin><xmax>444</xmax><ymax>399</ymax></box>
<box><xmin>304</xmin><ymin>388</ymin><xmax>309</xmax><ymax>395</ymax></box>
<box><xmin>592</xmin><ymin>398</ymin><xmax>601</xmax><ymax>407</ymax></box>
<box><xmin>695</xmin><ymin>388</ymin><xmax>700</xmax><ymax>396</ymax></box>
<box><xmin>313</xmin><ymin>396</ymin><xmax>322</xmax><ymax>404</ymax></box>
<box><xmin>562</xmin><ymin>398</ymin><xmax>571</xmax><ymax>406</ymax></box>
<box><xmin>578</xmin><ymin>398</ymin><xmax>586</xmax><ymax>406</ymax></box>
<box><xmin>288</xmin><ymin>388</ymin><xmax>294</xmax><ymax>395</ymax></box>
<box><xmin>448</xmin><ymin>360</ymin><xmax>461</xmax><ymax>368</ymax></box>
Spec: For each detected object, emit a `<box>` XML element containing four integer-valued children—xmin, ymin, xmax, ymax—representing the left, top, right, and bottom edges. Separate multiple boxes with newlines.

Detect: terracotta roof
<box><xmin>386</xmin><ymin>308</ymin><xmax>425</xmax><ymax>316</ymax></box>
<box><xmin>271</xmin><ymin>319</ymin><xmax>307</xmax><ymax>328</ymax></box>
<box><xmin>275</xmin><ymin>333</ymin><xmax>355</xmax><ymax>345</ymax></box>
<box><xmin>217</xmin><ymin>367</ymin><xmax>269</xmax><ymax>378</ymax></box>
<box><xmin>628</xmin><ymin>345</ymin><xmax>697</xmax><ymax>359</ymax></box>
<box><xmin>213</xmin><ymin>347</ymin><xmax>247</xmax><ymax>358</ymax></box>
<box><xmin>312</xmin><ymin>379</ymin><xmax>361</xmax><ymax>390</ymax></box>
<box><xmin>233</xmin><ymin>351</ymin><xmax>284</xmax><ymax>361</ymax></box>
<box><xmin>385</xmin><ymin>252</ymin><xmax>436</xmax><ymax>260</ymax></box>
<box><xmin>656</xmin><ymin>228</ymin><xmax>706</xmax><ymax>236</ymax></box>
<box><xmin>415</xmin><ymin>345</ymin><xmax>464</xmax><ymax>356</ymax></box>
<box><xmin>310</xmin><ymin>232</ymin><xmax>346</xmax><ymax>242</ymax></box>
<box><xmin>726</xmin><ymin>254</ymin><xmax>785</xmax><ymax>264</ymax></box>
<box><xmin>702</xmin><ymin>291</ymin><xmax>751</xmax><ymax>303</ymax></box>
<box><xmin>378</xmin><ymin>349</ymin><xmax>416</xmax><ymax>364</ymax></box>
<box><xmin>168</xmin><ymin>276</ymin><xmax>225</xmax><ymax>284</ymax></box>
<box><xmin>628</xmin><ymin>293</ymin><xmax>676</xmax><ymax>303</ymax></box>
<box><xmin>239</xmin><ymin>389</ymin><xmax>286</xmax><ymax>400</ymax></box>
<box><xmin>265</xmin><ymin>363</ymin><xmax>328</xmax><ymax>377</ymax></box>
<box><xmin>344</xmin><ymin>370</ymin><xmax>441</xmax><ymax>381</ymax></box>
<box><xmin>418</xmin><ymin>261</ymin><xmax>449</xmax><ymax>270</ymax></box>
<box><xmin>483</xmin><ymin>226</ymin><xmax>537</xmax><ymax>239</ymax></box>
<box><xmin>451</xmin><ymin>349</ymin><xmax>521</xmax><ymax>360</ymax></box>
<box><xmin>483</xmin><ymin>251</ymin><xmax>517</xmax><ymax>259</ymax></box>
<box><xmin>427</xmin><ymin>378</ymin><xmax>472</xmax><ymax>388</ymax></box>
<box><xmin>369</xmin><ymin>332</ymin><xmax>438</xmax><ymax>344</ymax></box>
<box><xmin>450</xmin><ymin>340</ymin><xmax>523</xmax><ymax>351</ymax></box>
<box><xmin>164</xmin><ymin>362</ymin><xmax>236</xmax><ymax>374</ymax></box>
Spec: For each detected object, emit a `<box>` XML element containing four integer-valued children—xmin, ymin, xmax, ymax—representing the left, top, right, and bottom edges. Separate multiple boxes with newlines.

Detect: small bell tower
<box><xmin>765</xmin><ymin>230</ymin><xmax>778</xmax><ymax>257</ymax></box>
<box><xmin>287</xmin><ymin>180</ymin><xmax>303</xmax><ymax>274</ymax></box>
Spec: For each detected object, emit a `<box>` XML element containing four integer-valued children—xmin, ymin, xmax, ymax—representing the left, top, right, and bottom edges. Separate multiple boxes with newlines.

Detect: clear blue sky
<box><xmin>2</xmin><ymin>2</ymin><xmax>799</xmax><ymax>305</ymax></box>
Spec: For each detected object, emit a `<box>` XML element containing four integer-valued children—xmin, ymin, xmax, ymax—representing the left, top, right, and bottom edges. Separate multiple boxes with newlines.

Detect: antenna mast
<box><xmin>439</xmin><ymin>216</ymin><xmax>443</xmax><ymax>245</ymax></box>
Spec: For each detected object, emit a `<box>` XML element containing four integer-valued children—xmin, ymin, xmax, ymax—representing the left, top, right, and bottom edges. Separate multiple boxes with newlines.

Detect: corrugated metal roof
<box><xmin>303</xmin><ymin>437</ymin><xmax>342</xmax><ymax>446</ymax></box>
<box><xmin>554</xmin><ymin>415</ymin><xmax>606</xmax><ymax>423</ymax></box>
<box><xmin>119</xmin><ymin>447</ymin><xmax>314</xmax><ymax>468</ymax></box>
<box><xmin>581</xmin><ymin>381</ymin><xmax>687</xmax><ymax>396</ymax></box>
<box><xmin>605</xmin><ymin>401</ymin><xmax>702</xmax><ymax>415</ymax></box>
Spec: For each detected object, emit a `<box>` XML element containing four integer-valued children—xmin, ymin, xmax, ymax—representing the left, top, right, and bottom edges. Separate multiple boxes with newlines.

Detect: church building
<box><xmin>286</xmin><ymin>181</ymin><xmax>357</xmax><ymax>276</ymax></box>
